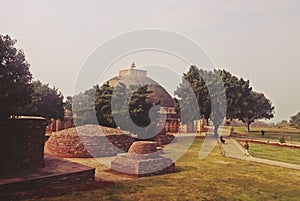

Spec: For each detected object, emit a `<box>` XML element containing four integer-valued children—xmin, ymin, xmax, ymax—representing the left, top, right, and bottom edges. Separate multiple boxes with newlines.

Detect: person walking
<box><xmin>220</xmin><ymin>135</ymin><xmax>225</xmax><ymax>144</ymax></box>
<box><xmin>244</xmin><ymin>141</ymin><xmax>249</xmax><ymax>156</ymax></box>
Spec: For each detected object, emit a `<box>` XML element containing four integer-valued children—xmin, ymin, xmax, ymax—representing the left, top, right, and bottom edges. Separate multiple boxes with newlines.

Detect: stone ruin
<box><xmin>45</xmin><ymin>125</ymin><xmax>135</xmax><ymax>158</ymax></box>
<box><xmin>45</xmin><ymin>125</ymin><xmax>175</xmax><ymax>158</ymax></box>
<box><xmin>111</xmin><ymin>141</ymin><xmax>175</xmax><ymax>177</ymax></box>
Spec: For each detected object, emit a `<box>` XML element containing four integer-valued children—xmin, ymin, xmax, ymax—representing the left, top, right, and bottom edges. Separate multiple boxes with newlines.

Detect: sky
<box><xmin>1</xmin><ymin>0</ymin><xmax>300</xmax><ymax>123</ymax></box>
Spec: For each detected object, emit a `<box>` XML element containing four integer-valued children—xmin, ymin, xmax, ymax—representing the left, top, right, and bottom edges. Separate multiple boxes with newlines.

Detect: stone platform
<box><xmin>0</xmin><ymin>154</ymin><xmax>95</xmax><ymax>195</ymax></box>
<box><xmin>111</xmin><ymin>141</ymin><xmax>175</xmax><ymax>177</ymax></box>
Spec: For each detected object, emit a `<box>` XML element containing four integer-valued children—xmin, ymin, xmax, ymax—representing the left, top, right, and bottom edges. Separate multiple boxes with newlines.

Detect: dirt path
<box><xmin>221</xmin><ymin>138</ymin><xmax>300</xmax><ymax>170</ymax></box>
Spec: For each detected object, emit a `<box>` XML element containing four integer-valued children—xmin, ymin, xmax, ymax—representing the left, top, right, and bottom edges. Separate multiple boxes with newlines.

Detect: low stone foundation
<box><xmin>111</xmin><ymin>141</ymin><xmax>175</xmax><ymax>177</ymax></box>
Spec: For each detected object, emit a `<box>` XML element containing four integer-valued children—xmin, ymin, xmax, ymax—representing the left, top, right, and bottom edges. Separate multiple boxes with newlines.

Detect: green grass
<box><xmin>231</xmin><ymin>126</ymin><xmax>300</xmax><ymax>143</ymax></box>
<box><xmin>247</xmin><ymin>143</ymin><xmax>300</xmax><ymax>165</ymax></box>
<box><xmin>233</xmin><ymin>126</ymin><xmax>300</xmax><ymax>133</ymax></box>
<box><xmin>26</xmin><ymin>140</ymin><xmax>300</xmax><ymax>201</ymax></box>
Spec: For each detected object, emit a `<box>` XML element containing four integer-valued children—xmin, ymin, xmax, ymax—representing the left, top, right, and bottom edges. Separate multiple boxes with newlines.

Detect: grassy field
<box><xmin>232</xmin><ymin>126</ymin><xmax>300</xmax><ymax>143</ymax></box>
<box><xmin>246</xmin><ymin>143</ymin><xmax>300</xmax><ymax>165</ymax></box>
<box><xmin>26</xmin><ymin>139</ymin><xmax>300</xmax><ymax>201</ymax></box>
<box><xmin>233</xmin><ymin>127</ymin><xmax>300</xmax><ymax>133</ymax></box>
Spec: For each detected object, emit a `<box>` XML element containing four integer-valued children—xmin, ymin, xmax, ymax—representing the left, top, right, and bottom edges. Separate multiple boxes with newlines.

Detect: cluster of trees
<box><xmin>74</xmin><ymin>65</ymin><xmax>275</xmax><ymax>136</ymax></box>
<box><xmin>290</xmin><ymin>112</ymin><xmax>300</xmax><ymax>129</ymax></box>
<box><xmin>278</xmin><ymin>112</ymin><xmax>300</xmax><ymax>129</ymax></box>
<box><xmin>175</xmin><ymin>66</ymin><xmax>275</xmax><ymax>134</ymax></box>
<box><xmin>1</xmin><ymin>33</ymin><xmax>277</xmax><ymax>135</ymax></box>
<box><xmin>0</xmin><ymin>34</ymin><xmax>64</xmax><ymax>121</ymax></box>
<box><xmin>73</xmin><ymin>82</ymin><xmax>160</xmax><ymax>138</ymax></box>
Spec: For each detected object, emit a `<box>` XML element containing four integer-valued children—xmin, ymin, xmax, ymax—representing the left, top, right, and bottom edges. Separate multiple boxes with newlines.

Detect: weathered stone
<box><xmin>128</xmin><ymin>141</ymin><xmax>157</xmax><ymax>154</ymax></box>
<box><xmin>45</xmin><ymin>125</ymin><xmax>135</xmax><ymax>158</ymax></box>
<box><xmin>111</xmin><ymin>141</ymin><xmax>175</xmax><ymax>177</ymax></box>
<box><xmin>0</xmin><ymin>116</ymin><xmax>47</xmax><ymax>173</ymax></box>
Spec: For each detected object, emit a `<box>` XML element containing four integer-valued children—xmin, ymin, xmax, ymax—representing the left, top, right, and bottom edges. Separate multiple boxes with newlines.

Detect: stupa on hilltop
<box><xmin>107</xmin><ymin>62</ymin><xmax>179</xmax><ymax>133</ymax></box>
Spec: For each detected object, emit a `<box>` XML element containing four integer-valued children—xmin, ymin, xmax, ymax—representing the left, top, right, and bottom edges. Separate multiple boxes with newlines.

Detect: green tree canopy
<box><xmin>108</xmin><ymin>82</ymin><xmax>159</xmax><ymax>139</ymax></box>
<box><xmin>175</xmin><ymin>65</ymin><xmax>274</xmax><ymax>134</ymax></box>
<box><xmin>95</xmin><ymin>82</ymin><xmax>116</xmax><ymax>127</ymax></box>
<box><xmin>74</xmin><ymin>82</ymin><xmax>159</xmax><ymax>139</ymax></box>
<box><xmin>175</xmin><ymin>66</ymin><xmax>226</xmax><ymax>136</ymax></box>
<box><xmin>290</xmin><ymin>112</ymin><xmax>300</xmax><ymax>129</ymax></box>
<box><xmin>24</xmin><ymin>80</ymin><xmax>64</xmax><ymax>119</ymax></box>
<box><xmin>219</xmin><ymin>69</ymin><xmax>252</xmax><ymax>120</ymax></box>
<box><xmin>64</xmin><ymin>96</ymin><xmax>73</xmax><ymax>119</ymax></box>
<box><xmin>237</xmin><ymin>91</ymin><xmax>275</xmax><ymax>132</ymax></box>
<box><xmin>73</xmin><ymin>86</ymin><xmax>99</xmax><ymax>126</ymax></box>
<box><xmin>0</xmin><ymin>34</ymin><xmax>33</xmax><ymax>119</ymax></box>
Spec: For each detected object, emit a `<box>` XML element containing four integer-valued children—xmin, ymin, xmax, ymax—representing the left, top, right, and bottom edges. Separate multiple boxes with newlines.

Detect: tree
<box><xmin>175</xmin><ymin>66</ymin><xmax>226</xmax><ymax>136</ymax></box>
<box><xmin>72</xmin><ymin>86</ymin><xmax>98</xmax><ymax>126</ymax></box>
<box><xmin>238</xmin><ymin>91</ymin><xmax>275</xmax><ymax>132</ymax></box>
<box><xmin>174</xmin><ymin>66</ymin><xmax>205</xmax><ymax>124</ymax></box>
<box><xmin>203</xmin><ymin>69</ymin><xmax>226</xmax><ymax>136</ymax></box>
<box><xmin>276</xmin><ymin>120</ymin><xmax>290</xmax><ymax>128</ymax></box>
<box><xmin>0</xmin><ymin>34</ymin><xmax>33</xmax><ymax>120</ymax></box>
<box><xmin>219</xmin><ymin>70</ymin><xmax>252</xmax><ymax>120</ymax></box>
<box><xmin>290</xmin><ymin>112</ymin><xmax>300</xmax><ymax>129</ymax></box>
<box><xmin>64</xmin><ymin>96</ymin><xmax>73</xmax><ymax>119</ymax></box>
<box><xmin>75</xmin><ymin>82</ymin><xmax>159</xmax><ymax>138</ymax></box>
<box><xmin>173</xmin><ymin>97</ymin><xmax>180</xmax><ymax>118</ymax></box>
<box><xmin>175</xmin><ymin>66</ymin><xmax>274</xmax><ymax>135</ymax></box>
<box><xmin>95</xmin><ymin>82</ymin><xmax>116</xmax><ymax>127</ymax></box>
<box><xmin>111</xmin><ymin>83</ymin><xmax>159</xmax><ymax>139</ymax></box>
<box><xmin>24</xmin><ymin>80</ymin><xmax>64</xmax><ymax>119</ymax></box>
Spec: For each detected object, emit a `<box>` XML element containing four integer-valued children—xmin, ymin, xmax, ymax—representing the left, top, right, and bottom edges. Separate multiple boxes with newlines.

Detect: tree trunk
<box><xmin>206</xmin><ymin>118</ymin><xmax>209</xmax><ymax>126</ymax></box>
<box><xmin>213</xmin><ymin>121</ymin><xmax>221</xmax><ymax>138</ymax></box>
<box><xmin>247</xmin><ymin>123</ymin><xmax>250</xmax><ymax>132</ymax></box>
<box><xmin>214</xmin><ymin>125</ymin><xmax>219</xmax><ymax>138</ymax></box>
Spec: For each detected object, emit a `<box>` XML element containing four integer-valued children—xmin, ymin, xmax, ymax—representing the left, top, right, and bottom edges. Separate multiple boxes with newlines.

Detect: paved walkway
<box><xmin>220</xmin><ymin>138</ymin><xmax>300</xmax><ymax>171</ymax></box>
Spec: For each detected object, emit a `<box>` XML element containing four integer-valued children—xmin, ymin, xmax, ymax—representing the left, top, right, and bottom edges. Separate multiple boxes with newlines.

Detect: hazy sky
<box><xmin>1</xmin><ymin>0</ymin><xmax>300</xmax><ymax>123</ymax></box>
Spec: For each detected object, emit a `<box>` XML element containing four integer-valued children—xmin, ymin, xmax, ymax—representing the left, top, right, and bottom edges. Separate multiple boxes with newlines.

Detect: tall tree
<box><xmin>290</xmin><ymin>112</ymin><xmax>300</xmax><ymax>129</ymax></box>
<box><xmin>24</xmin><ymin>80</ymin><xmax>64</xmax><ymax>119</ymax></box>
<box><xmin>95</xmin><ymin>82</ymin><xmax>116</xmax><ymax>127</ymax></box>
<box><xmin>175</xmin><ymin>66</ymin><xmax>226</xmax><ymax>136</ymax></box>
<box><xmin>64</xmin><ymin>96</ymin><xmax>73</xmax><ymax>119</ymax></box>
<box><xmin>203</xmin><ymin>69</ymin><xmax>226</xmax><ymax>136</ymax></box>
<box><xmin>174</xmin><ymin>77</ymin><xmax>200</xmax><ymax>124</ymax></box>
<box><xmin>238</xmin><ymin>91</ymin><xmax>275</xmax><ymax>132</ymax></box>
<box><xmin>175</xmin><ymin>66</ymin><xmax>274</xmax><ymax>135</ymax></box>
<box><xmin>175</xmin><ymin>66</ymin><xmax>206</xmax><ymax>124</ymax></box>
<box><xmin>219</xmin><ymin>69</ymin><xmax>253</xmax><ymax>121</ymax></box>
<box><xmin>0</xmin><ymin>34</ymin><xmax>33</xmax><ymax>119</ymax></box>
<box><xmin>111</xmin><ymin>83</ymin><xmax>159</xmax><ymax>139</ymax></box>
<box><xmin>73</xmin><ymin>86</ymin><xmax>98</xmax><ymax>126</ymax></box>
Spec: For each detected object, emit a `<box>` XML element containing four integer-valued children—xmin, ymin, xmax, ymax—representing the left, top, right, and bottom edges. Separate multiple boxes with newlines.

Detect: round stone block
<box><xmin>128</xmin><ymin>141</ymin><xmax>157</xmax><ymax>154</ymax></box>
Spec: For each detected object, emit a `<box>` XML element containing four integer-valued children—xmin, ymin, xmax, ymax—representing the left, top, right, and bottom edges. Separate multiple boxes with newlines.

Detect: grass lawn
<box><xmin>233</xmin><ymin>127</ymin><xmax>300</xmax><ymax>134</ymax></box>
<box><xmin>26</xmin><ymin>139</ymin><xmax>300</xmax><ymax>201</ymax></box>
<box><xmin>246</xmin><ymin>143</ymin><xmax>300</xmax><ymax>165</ymax></box>
<box><xmin>232</xmin><ymin>126</ymin><xmax>300</xmax><ymax>143</ymax></box>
